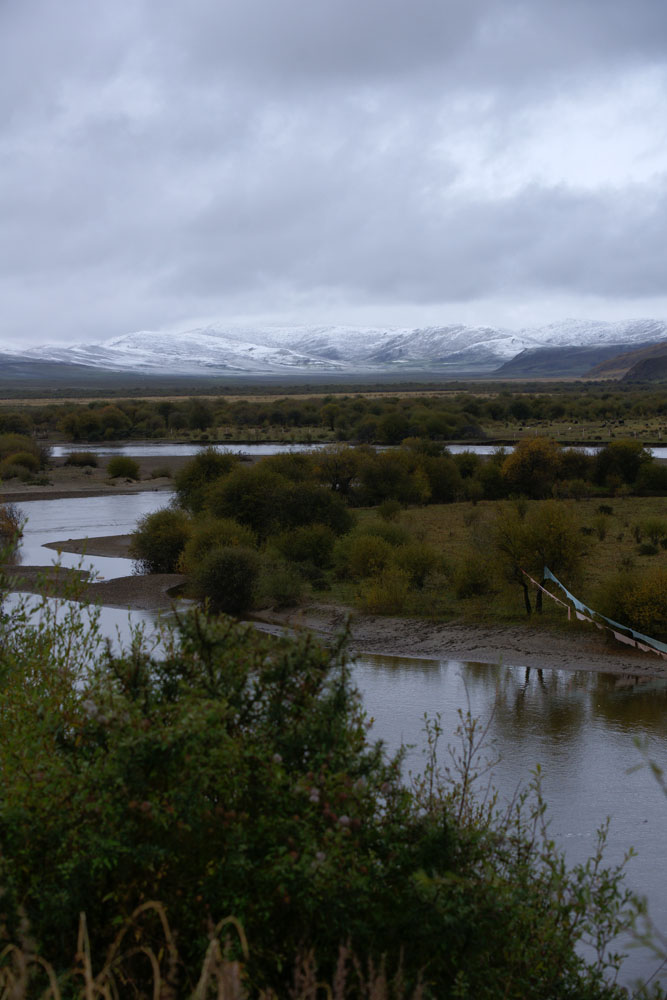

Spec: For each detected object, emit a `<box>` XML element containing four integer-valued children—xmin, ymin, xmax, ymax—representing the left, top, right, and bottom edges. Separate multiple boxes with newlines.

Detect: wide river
<box><xmin>8</xmin><ymin>489</ymin><xmax>667</xmax><ymax>990</ymax></box>
<box><xmin>50</xmin><ymin>441</ymin><xmax>667</xmax><ymax>459</ymax></box>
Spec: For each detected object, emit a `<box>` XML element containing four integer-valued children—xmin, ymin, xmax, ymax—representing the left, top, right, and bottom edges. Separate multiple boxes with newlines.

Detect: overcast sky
<box><xmin>2</xmin><ymin>0</ymin><xmax>667</xmax><ymax>348</ymax></box>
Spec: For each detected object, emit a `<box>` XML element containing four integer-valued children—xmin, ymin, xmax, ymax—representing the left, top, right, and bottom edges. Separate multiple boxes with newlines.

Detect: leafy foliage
<box><xmin>106</xmin><ymin>455</ymin><xmax>140</xmax><ymax>479</ymax></box>
<box><xmin>130</xmin><ymin>507</ymin><xmax>192</xmax><ymax>573</ymax></box>
<box><xmin>0</xmin><ymin>600</ymin><xmax>641</xmax><ymax>997</ymax></box>
<box><xmin>191</xmin><ymin>545</ymin><xmax>261</xmax><ymax>613</ymax></box>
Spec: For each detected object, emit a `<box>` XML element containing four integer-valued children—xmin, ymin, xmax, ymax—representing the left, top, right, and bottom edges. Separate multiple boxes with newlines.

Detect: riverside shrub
<box><xmin>174</xmin><ymin>447</ymin><xmax>239</xmax><ymax>513</ymax></box>
<box><xmin>130</xmin><ymin>507</ymin><xmax>192</xmax><ymax>573</ymax></box>
<box><xmin>597</xmin><ymin>566</ymin><xmax>667</xmax><ymax>639</ymax></box>
<box><xmin>178</xmin><ymin>516</ymin><xmax>257</xmax><ymax>575</ymax></box>
<box><xmin>106</xmin><ymin>455</ymin><xmax>140</xmax><ymax>479</ymax></box>
<box><xmin>191</xmin><ymin>545</ymin><xmax>260</xmax><ymax>614</ymax></box>
<box><xmin>0</xmin><ymin>599</ymin><xmax>641</xmax><ymax>998</ymax></box>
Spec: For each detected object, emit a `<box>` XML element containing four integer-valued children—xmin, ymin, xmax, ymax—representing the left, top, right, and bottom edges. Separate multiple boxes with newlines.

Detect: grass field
<box><xmin>344</xmin><ymin>496</ymin><xmax>667</xmax><ymax>628</ymax></box>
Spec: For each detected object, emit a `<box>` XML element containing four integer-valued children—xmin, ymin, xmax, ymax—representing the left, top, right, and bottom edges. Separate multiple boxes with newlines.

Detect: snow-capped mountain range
<box><xmin>3</xmin><ymin>318</ymin><xmax>667</xmax><ymax>375</ymax></box>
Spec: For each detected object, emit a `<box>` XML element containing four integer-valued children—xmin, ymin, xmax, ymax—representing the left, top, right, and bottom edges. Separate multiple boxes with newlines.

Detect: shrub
<box><xmin>592</xmin><ymin>515</ymin><xmax>608</xmax><ymax>541</ymax></box>
<box><xmin>378</xmin><ymin>499</ymin><xmax>402</xmax><ymax>521</ymax></box>
<box><xmin>501</xmin><ymin>438</ymin><xmax>563</xmax><ymax>499</ymax></box>
<box><xmin>209</xmin><ymin>465</ymin><xmax>353</xmax><ymax>538</ymax></box>
<box><xmin>257</xmin><ymin>558</ymin><xmax>305</xmax><ymax>608</ymax></box>
<box><xmin>357</xmin><ymin>565</ymin><xmax>411</xmax><ymax>614</ymax></box>
<box><xmin>273</xmin><ymin>523</ymin><xmax>335</xmax><ymax>568</ymax></box>
<box><xmin>637</xmin><ymin>518</ymin><xmax>667</xmax><ymax>547</ymax></box>
<box><xmin>393</xmin><ymin>542</ymin><xmax>440</xmax><ymax>588</ymax></box>
<box><xmin>333</xmin><ymin>533</ymin><xmax>393</xmax><ymax>580</ymax></box>
<box><xmin>0</xmin><ymin>433</ymin><xmax>41</xmax><ymax>464</ymax></box>
<box><xmin>597</xmin><ymin>566</ymin><xmax>667</xmax><ymax>638</ymax></box>
<box><xmin>594</xmin><ymin>439</ymin><xmax>652</xmax><ymax>486</ymax></box>
<box><xmin>174</xmin><ymin>447</ymin><xmax>239</xmax><ymax>513</ymax></box>
<box><xmin>64</xmin><ymin>451</ymin><xmax>98</xmax><ymax>467</ymax></box>
<box><xmin>149</xmin><ymin>465</ymin><xmax>172</xmax><ymax>479</ymax></box>
<box><xmin>355</xmin><ymin>520</ymin><xmax>411</xmax><ymax>547</ymax></box>
<box><xmin>636</xmin><ymin>461</ymin><xmax>667</xmax><ymax>494</ymax></box>
<box><xmin>179</xmin><ymin>516</ymin><xmax>257</xmax><ymax>575</ymax></box>
<box><xmin>107</xmin><ymin>455</ymin><xmax>140</xmax><ymax>479</ymax></box>
<box><xmin>453</xmin><ymin>552</ymin><xmax>495</xmax><ymax>599</ymax></box>
<box><xmin>0</xmin><ymin>461</ymin><xmax>27</xmax><ymax>481</ymax></box>
<box><xmin>130</xmin><ymin>508</ymin><xmax>192</xmax><ymax>573</ymax></box>
<box><xmin>4</xmin><ymin>450</ymin><xmax>39</xmax><ymax>473</ymax></box>
<box><xmin>191</xmin><ymin>545</ymin><xmax>260</xmax><ymax>614</ymax></box>
<box><xmin>0</xmin><ymin>501</ymin><xmax>25</xmax><ymax>544</ymax></box>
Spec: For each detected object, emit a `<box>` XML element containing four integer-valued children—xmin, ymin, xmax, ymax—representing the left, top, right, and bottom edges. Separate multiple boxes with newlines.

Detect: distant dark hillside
<box><xmin>587</xmin><ymin>340</ymin><xmax>667</xmax><ymax>380</ymax></box>
<box><xmin>0</xmin><ymin>354</ymin><xmax>481</xmax><ymax>398</ymax></box>
<box><xmin>493</xmin><ymin>343</ymin><xmax>643</xmax><ymax>377</ymax></box>
<box><xmin>622</xmin><ymin>353</ymin><xmax>667</xmax><ymax>382</ymax></box>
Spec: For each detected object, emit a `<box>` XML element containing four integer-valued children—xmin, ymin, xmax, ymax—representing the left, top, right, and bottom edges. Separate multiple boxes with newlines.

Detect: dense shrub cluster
<box><xmin>132</xmin><ymin>436</ymin><xmax>667</xmax><ymax>619</ymax></box>
<box><xmin>0</xmin><ymin>433</ymin><xmax>49</xmax><ymax>481</ymax></box>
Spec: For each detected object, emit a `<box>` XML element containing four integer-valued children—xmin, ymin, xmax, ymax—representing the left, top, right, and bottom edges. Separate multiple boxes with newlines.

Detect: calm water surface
<box><xmin>50</xmin><ymin>442</ymin><xmax>667</xmax><ymax>459</ymax></box>
<box><xmin>8</xmin><ymin>490</ymin><xmax>667</xmax><ymax>988</ymax></box>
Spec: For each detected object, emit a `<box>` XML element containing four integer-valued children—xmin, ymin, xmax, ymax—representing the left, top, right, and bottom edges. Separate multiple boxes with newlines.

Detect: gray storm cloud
<box><xmin>1</xmin><ymin>0</ymin><xmax>667</xmax><ymax>345</ymax></box>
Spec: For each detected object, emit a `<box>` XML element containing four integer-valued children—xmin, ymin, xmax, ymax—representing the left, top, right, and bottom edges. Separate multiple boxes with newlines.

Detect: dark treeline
<box><xmin>3</xmin><ymin>384</ymin><xmax>667</xmax><ymax>443</ymax></box>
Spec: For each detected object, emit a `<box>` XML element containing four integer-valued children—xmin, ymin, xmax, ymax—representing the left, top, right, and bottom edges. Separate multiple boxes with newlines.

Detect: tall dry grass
<box><xmin>0</xmin><ymin>903</ymin><xmax>423</xmax><ymax>1000</ymax></box>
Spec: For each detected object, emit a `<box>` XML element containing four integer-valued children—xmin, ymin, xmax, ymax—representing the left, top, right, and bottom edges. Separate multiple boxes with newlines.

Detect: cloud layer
<box><xmin>2</xmin><ymin>0</ymin><xmax>667</xmax><ymax>346</ymax></box>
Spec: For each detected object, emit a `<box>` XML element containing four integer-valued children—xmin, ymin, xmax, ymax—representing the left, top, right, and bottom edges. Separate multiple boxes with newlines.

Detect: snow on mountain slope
<box><xmin>4</xmin><ymin>318</ymin><xmax>667</xmax><ymax>375</ymax></box>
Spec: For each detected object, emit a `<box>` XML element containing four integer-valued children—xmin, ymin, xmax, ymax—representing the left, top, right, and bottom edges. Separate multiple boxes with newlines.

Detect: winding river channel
<box><xmin>8</xmin><ymin>486</ymin><xmax>667</xmax><ymax>990</ymax></box>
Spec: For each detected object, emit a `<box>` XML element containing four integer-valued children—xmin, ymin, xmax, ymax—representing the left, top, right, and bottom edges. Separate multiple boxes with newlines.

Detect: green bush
<box><xmin>208</xmin><ymin>464</ymin><xmax>353</xmax><ymax>538</ymax></box>
<box><xmin>333</xmin><ymin>533</ymin><xmax>393</xmax><ymax>580</ymax></box>
<box><xmin>64</xmin><ymin>450</ymin><xmax>98</xmax><ymax>467</ymax></box>
<box><xmin>107</xmin><ymin>455</ymin><xmax>140</xmax><ymax>479</ymax></box>
<box><xmin>597</xmin><ymin>566</ymin><xmax>667</xmax><ymax>638</ymax></box>
<box><xmin>377</xmin><ymin>499</ymin><xmax>402</xmax><ymax>521</ymax></box>
<box><xmin>637</xmin><ymin>518</ymin><xmax>667</xmax><ymax>546</ymax></box>
<box><xmin>356</xmin><ymin>519</ymin><xmax>411</xmax><ymax>547</ymax></box>
<box><xmin>174</xmin><ymin>447</ymin><xmax>239</xmax><ymax>513</ymax></box>
<box><xmin>0</xmin><ymin>432</ymin><xmax>42</xmax><ymax>464</ymax></box>
<box><xmin>453</xmin><ymin>552</ymin><xmax>495</xmax><ymax>599</ymax></box>
<box><xmin>595</xmin><ymin>439</ymin><xmax>652</xmax><ymax>486</ymax></box>
<box><xmin>393</xmin><ymin>541</ymin><xmax>440</xmax><ymax>588</ymax></box>
<box><xmin>257</xmin><ymin>557</ymin><xmax>305</xmax><ymax>608</ymax></box>
<box><xmin>179</xmin><ymin>516</ymin><xmax>257</xmax><ymax>575</ymax></box>
<box><xmin>191</xmin><ymin>545</ymin><xmax>260</xmax><ymax>614</ymax></box>
<box><xmin>0</xmin><ymin>461</ymin><xmax>28</xmax><ymax>481</ymax></box>
<box><xmin>357</xmin><ymin>565</ymin><xmax>411</xmax><ymax>614</ymax></box>
<box><xmin>273</xmin><ymin>523</ymin><xmax>335</xmax><ymax>568</ymax></box>
<box><xmin>4</xmin><ymin>450</ymin><xmax>40</xmax><ymax>473</ymax></box>
<box><xmin>130</xmin><ymin>507</ymin><xmax>192</xmax><ymax>573</ymax></box>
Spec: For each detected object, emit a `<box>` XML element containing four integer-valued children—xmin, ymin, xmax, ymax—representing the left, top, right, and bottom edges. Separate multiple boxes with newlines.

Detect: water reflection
<box><xmin>48</xmin><ymin>442</ymin><xmax>667</xmax><ymax>460</ymax></box>
<box><xmin>352</xmin><ymin>653</ymin><xmax>667</xmax><ymax>988</ymax></box>
<box><xmin>50</xmin><ymin>442</ymin><xmax>330</xmax><ymax>458</ymax></box>
<box><xmin>14</xmin><ymin>493</ymin><xmax>171</xmax><ymax>580</ymax></box>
